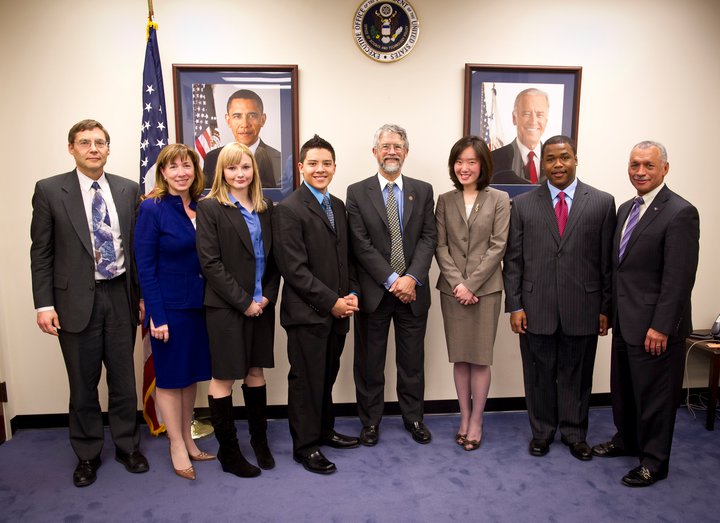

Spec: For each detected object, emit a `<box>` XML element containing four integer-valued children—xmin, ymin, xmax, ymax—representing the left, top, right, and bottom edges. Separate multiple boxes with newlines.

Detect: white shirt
<box><xmin>516</xmin><ymin>140</ymin><xmax>541</xmax><ymax>172</ymax></box>
<box><xmin>621</xmin><ymin>182</ymin><xmax>665</xmax><ymax>237</ymax></box>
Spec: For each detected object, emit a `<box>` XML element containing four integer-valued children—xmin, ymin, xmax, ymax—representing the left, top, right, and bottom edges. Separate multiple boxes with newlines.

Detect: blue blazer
<box><xmin>134</xmin><ymin>194</ymin><xmax>205</xmax><ymax>328</ymax></box>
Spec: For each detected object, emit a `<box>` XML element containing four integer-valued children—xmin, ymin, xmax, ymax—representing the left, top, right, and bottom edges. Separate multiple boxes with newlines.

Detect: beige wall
<box><xmin>1</xmin><ymin>0</ymin><xmax>719</xmax><ymax>432</ymax></box>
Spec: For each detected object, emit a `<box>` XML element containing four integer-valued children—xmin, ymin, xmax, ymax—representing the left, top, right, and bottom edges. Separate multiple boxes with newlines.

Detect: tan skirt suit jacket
<box><xmin>435</xmin><ymin>186</ymin><xmax>510</xmax><ymax>364</ymax></box>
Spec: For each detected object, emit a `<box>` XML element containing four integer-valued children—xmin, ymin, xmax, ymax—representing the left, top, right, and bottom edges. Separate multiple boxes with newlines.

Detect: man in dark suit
<box><xmin>491</xmin><ymin>88</ymin><xmax>549</xmax><ymax>185</ymax></box>
<box><xmin>30</xmin><ymin>119</ymin><xmax>148</xmax><ymax>487</ymax></box>
<box><xmin>346</xmin><ymin>124</ymin><xmax>437</xmax><ymax>446</ymax></box>
<box><xmin>592</xmin><ymin>141</ymin><xmax>699</xmax><ymax>487</ymax></box>
<box><xmin>503</xmin><ymin>135</ymin><xmax>616</xmax><ymax>460</ymax></box>
<box><xmin>203</xmin><ymin>89</ymin><xmax>281</xmax><ymax>189</ymax></box>
<box><xmin>272</xmin><ymin>135</ymin><xmax>360</xmax><ymax>474</ymax></box>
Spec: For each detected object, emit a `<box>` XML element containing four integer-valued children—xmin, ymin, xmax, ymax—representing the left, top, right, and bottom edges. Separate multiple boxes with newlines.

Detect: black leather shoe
<box><xmin>529</xmin><ymin>438</ymin><xmax>550</xmax><ymax>456</ymax></box>
<box><xmin>322</xmin><ymin>430</ymin><xmax>360</xmax><ymax>449</ymax></box>
<box><xmin>567</xmin><ymin>441</ymin><xmax>593</xmax><ymax>461</ymax></box>
<box><xmin>294</xmin><ymin>450</ymin><xmax>336</xmax><ymax>475</ymax></box>
<box><xmin>621</xmin><ymin>466</ymin><xmax>666</xmax><ymax>487</ymax></box>
<box><xmin>404</xmin><ymin>421</ymin><xmax>432</xmax><ymax>444</ymax></box>
<box><xmin>115</xmin><ymin>450</ymin><xmax>149</xmax><ymax>473</ymax></box>
<box><xmin>73</xmin><ymin>457</ymin><xmax>101</xmax><ymax>487</ymax></box>
<box><xmin>359</xmin><ymin>425</ymin><xmax>379</xmax><ymax>447</ymax></box>
<box><xmin>592</xmin><ymin>441</ymin><xmax>634</xmax><ymax>458</ymax></box>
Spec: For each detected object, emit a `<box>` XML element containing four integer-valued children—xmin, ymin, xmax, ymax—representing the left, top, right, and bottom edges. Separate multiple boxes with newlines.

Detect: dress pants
<box><xmin>58</xmin><ymin>276</ymin><xmax>139</xmax><ymax>460</ymax></box>
<box><xmin>286</xmin><ymin>323</ymin><xmax>345</xmax><ymax>457</ymax></box>
<box><xmin>519</xmin><ymin>329</ymin><xmax>597</xmax><ymax>443</ymax></box>
<box><xmin>609</xmin><ymin>322</ymin><xmax>685</xmax><ymax>475</ymax></box>
<box><xmin>354</xmin><ymin>292</ymin><xmax>427</xmax><ymax>427</ymax></box>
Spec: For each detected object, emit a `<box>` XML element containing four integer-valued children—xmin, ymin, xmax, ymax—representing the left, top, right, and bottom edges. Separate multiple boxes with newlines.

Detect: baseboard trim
<box><xmin>9</xmin><ymin>393</ymin><xmax>623</xmax><ymax>433</ymax></box>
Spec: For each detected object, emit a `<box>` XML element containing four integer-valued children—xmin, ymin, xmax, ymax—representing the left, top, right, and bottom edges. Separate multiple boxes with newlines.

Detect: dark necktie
<box><xmin>555</xmin><ymin>191</ymin><xmax>568</xmax><ymax>237</ymax></box>
<box><xmin>385</xmin><ymin>182</ymin><xmax>406</xmax><ymax>275</ymax></box>
<box><xmin>322</xmin><ymin>194</ymin><xmax>335</xmax><ymax>231</ymax></box>
<box><xmin>618</xmin><ymin>196</ymin><xmax>644</xmax><ymax>261</ymax></box>
<box><xmin>91</xmin><ymin>181</ymin><xmax>117</xmax><ymax>278</ymax></box>
<box><xmin>527</xmin><ymin>151</ymin><xmax>538</xmax><ymax>184</ymax></box>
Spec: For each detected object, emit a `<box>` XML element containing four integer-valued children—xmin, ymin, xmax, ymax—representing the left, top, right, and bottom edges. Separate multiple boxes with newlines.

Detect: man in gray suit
<box><xmin>31</xmin><ymin>119</ymin><xmax>148</xmax><ymax>487</ymax></box>
<box><xmin>346</xmin><ymin>124</ymin><xmax>437</xmax><ymax>446</ymax></box>
<box><xmin>503</xmin><ymin>135</ymin><xmax>615</xmax><ymax>460</ymax></box>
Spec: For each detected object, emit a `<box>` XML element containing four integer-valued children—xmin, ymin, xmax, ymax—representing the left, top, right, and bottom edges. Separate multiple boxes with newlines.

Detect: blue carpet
<box><xmin>0</xmin><ymin>408</ymin><xmax>718</xmax><ymax>522</ymax></box>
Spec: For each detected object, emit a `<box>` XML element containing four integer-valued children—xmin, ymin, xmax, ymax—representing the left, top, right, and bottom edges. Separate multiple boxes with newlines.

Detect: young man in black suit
<box><xmin>346</xmin><ymin>124</ymin><xmax>437</xmax><ymax>446</ymax></box>
<box><xmin>30</xmin><ymin>119</ymin><xmax>148</xmax><ymax>487</ymax></box>
<box><xmin>592</xmin><ymin>141</ymin><xmax>700</xmax><ymax>487</ymax></box>
<box><xmin>272</xmin><ymin>135</ymin><xmax>360</xmax><ymax>474</ymax></box>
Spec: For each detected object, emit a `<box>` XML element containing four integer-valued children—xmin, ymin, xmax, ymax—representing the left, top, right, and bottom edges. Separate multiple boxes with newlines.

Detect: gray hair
<box><xmin>373</xmin><ymin>124</ymin><xmax>409</xmax><ymax>150</ymax></box>
<box><xmin>513</xmin><ymin>88</ymin><xmax>550</xmax><ymax>114</ymax></box>
<box><xmin>632</xmin><ymin>140</ymin><xmax>668</xmax><ymax>163</ymax></box>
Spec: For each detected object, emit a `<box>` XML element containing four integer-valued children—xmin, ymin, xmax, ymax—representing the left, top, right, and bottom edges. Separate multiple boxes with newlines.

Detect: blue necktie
<box><xmin>618</xmin><ymin>196</ymin><xmax>644</xmax><ymax>261</ymax></box>
<box><xmin>91</xmin><ymin>182</ymin><xmax>117</xmax><ymax>278</ymax></box>
<box><xmin>322</xmin><ymin>194</ymin><xmax>335</xmax><ymax>231</ymax></box>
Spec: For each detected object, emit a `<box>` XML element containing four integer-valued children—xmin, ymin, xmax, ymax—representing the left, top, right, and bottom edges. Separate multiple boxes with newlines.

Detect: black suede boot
<box><xmin>242</xmin><ymin>384</ymin><xmax>276</xmax><ymax>470</ymax></box>
<box><xmin>208</xmin><ymin>395</ymin><xmax>261</xmax><ymax>478</ymax></box>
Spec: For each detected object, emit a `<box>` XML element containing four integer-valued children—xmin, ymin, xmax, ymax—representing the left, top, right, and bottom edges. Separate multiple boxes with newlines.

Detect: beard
<box><xmin>380</xmin><ymin>157</ymin><xmax>402</xmax><ymax>175</ymax></box>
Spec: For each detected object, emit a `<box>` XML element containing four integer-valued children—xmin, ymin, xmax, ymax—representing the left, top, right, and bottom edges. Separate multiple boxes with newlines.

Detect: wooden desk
<box><xmin>687</xmin><ymin>336</ymin><xmax>720</xmax><ymax>430</ymax></box>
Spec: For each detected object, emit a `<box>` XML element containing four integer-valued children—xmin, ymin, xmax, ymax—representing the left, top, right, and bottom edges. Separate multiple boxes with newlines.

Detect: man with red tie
<box><xmin>492</xmin><ymin>88</ymin><xmax>549</xmax><ymax>185</ymax></box>
<box><xmin>503</xmin><ymin>135</ymin><xmax>616</xmax><ymax>460</ymax></box>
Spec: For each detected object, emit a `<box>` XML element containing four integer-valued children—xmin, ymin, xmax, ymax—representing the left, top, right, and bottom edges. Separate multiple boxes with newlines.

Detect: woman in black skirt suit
<box><xmin>196</xmin><ymin>142</ymin><xmax>279</xmax><ymax>478</ymax></box>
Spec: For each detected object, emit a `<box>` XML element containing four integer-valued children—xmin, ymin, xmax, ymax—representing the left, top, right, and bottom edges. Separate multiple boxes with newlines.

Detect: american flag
<box><xmin>479</xmin><ymin>85</ymin><xmax>492</xmax><ymax>148</ymax></box>
<box><xmin>192</xmin><ymin>84</ymin><xmax>219</xmax><ymax>159</ymax></box>
<box><xmin>138</xmin><ymin>20</ymin><xmax>167</xmax><ymax>436</ymax></box>
<box><xmin>139</xmin><ymin>22</ymin><xmax>169</xmax><ymax>195</ymax></box>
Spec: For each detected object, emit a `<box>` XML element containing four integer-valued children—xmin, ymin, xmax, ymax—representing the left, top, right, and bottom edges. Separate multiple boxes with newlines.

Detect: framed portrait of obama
<box><xmin>173</xmin><ymin>64</ymin><xmax>299</xmax><ymax>202</ymax></box>
<box><xmin>463</xmin><ymin>64</ymin><xmax>582</xmax><ymax>197</ymax></box>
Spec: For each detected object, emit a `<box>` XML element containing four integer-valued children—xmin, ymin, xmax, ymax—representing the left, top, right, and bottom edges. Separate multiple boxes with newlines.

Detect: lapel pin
<box><xmin>409</xmin><ymin>195</ymin><xmax>414</xmax><ymax>201</ymax></box>
<box><xmin>474</xmin><ymin>204</ymin><xmax>479</xmax><ymax>213</ymax></box>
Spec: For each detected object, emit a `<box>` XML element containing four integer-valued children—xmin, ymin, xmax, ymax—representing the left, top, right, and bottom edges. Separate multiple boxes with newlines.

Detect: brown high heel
<box><xmin>189</xmin><ymin>451</ymin><xmax>216</xmax><ymax>462</ymax></box>
<box><xmin>174</xmin><ymin>465</ymin><xmax>196</xmax><ymax>480</ymax></box>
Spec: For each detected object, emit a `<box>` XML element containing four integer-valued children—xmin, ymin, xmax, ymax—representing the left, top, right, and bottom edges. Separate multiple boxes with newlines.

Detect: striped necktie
<box><xmin>618</xmin><ymin>196</ymin><xmax>644</xmax><ymax>261</ymax></box>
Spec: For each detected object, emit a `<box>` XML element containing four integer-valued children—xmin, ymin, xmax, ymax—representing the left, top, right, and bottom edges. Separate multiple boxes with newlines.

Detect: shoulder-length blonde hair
<box><xmin>207</xmin><ymin>142</ymin><xmax>267</xmax><ymax>212</ymax></box>
<box><xmin>144</xmin><ymin>143</ymin><xmax>205</xmax><ymax>201</ymax></box>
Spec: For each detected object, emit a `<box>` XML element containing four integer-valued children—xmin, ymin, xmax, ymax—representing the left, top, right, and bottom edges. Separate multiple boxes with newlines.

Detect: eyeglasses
<box><xmin>74</xmin><ymin>139</ymin><xmax>109</xmax><ymax>149</ymax></box>
<box><xmin>379</xmin><ymin>143</ymin><xmax>405</xmax><ymax>152</ymax></box>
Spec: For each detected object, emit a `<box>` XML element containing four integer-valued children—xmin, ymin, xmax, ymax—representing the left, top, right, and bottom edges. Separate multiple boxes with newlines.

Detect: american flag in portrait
<box><xmin>192</xmin><ymin>84</ymin><xmax>220</xmax><ymax>159</ymax></box>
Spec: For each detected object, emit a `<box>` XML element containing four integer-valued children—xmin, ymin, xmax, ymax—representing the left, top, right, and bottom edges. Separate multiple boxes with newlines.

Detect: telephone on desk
<box><xmin>690</xmin><ymin>313</ymin><xmax>720</xmax><ymax>340</ymax></box>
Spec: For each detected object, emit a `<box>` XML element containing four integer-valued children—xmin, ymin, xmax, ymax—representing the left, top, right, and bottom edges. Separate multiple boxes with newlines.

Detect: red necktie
<box><xmin>555</xmin><ymin>191</ymin><xmax>568</xmax><ymax>237</ymax></box>
<box><xmin>528</xmin><ymin>151</ymin><xmax>538</xmax><ymax>183</ymax></box>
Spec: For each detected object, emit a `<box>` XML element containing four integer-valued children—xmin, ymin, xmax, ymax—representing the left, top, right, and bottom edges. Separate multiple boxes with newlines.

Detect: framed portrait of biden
<box><xmin>173</xmin><ymin>64</ymin><xmax>299</xmax><ymax>202</ymax></box>
<box><xmin>463</xmin><ymin>64</ymin><xmax>582</xmax><ymax>197</ymax></box>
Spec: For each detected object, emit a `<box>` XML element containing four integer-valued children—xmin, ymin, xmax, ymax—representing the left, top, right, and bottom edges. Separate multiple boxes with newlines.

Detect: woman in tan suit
<box><xmin>435</xmin><ymin>135</ymin><xmax>510</xmax><ymax>451</ymax></box>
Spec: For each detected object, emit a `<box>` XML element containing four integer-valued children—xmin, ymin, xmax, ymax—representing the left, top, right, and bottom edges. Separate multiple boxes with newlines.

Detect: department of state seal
<box><xmin>353</xmin><ymin>0</ymin><xmax>420</xmax><ymax>63</ymax></box>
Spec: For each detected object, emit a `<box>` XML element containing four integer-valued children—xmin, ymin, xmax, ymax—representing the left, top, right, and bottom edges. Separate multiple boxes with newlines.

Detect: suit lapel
<box><xmin>537</xmin><ymin>184</ymin><xmax>561</xmax><ymax>245</ymax></box>
<box><xmin>61</xmin><ymin>171</ymin><xmax>94</xmax><ymax>257</ymax></box>
<box><xmin>402</xmin><ymin>177</ymin><xmax>415</xmax><ymax>230</ymax></box>
<box><xmin>301</xmin><ymin>184</ymin><xmax>336</xmax><ymax>235</ymax></box>
<box><xmin>221</xmin><ymin>203</ymin><xmax>254</xmax><ymax>254</ymax></box>
<box><xmin>260</xmin><ymin>204</ymin><xmax>272</xmax><ymax>258</ymax></box>
<box><xmin>105</xmin><ymin>173</ymin><xmax>133</xmax><ymax>250</ymax></box>
<box><xmin>561</xmin><ymin>180</ymin><xmax>588</xmax><ymax>243</ymax></box>
<box><xmin>367</xmin><ymin>178</ymin><xmax>390</xmax><ymax>229</ymax></box>
<box><xmin>621</xmin><ymin>187</ymin><xmax>670</xmax><ymax>260</ymax></box>
<box><xmin>467</xmin><ymin>189</ymin><xmax>490</xmax><ymax>228</ymax></box>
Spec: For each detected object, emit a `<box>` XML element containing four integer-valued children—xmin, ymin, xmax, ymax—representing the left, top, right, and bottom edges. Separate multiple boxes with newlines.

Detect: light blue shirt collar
<box><xmin>303</xmin><ymin>181</ymin><xmax>330</xmax><ymax>205</ymax></box>
<box><xmin>548</xmin><ymin>177</ymin><xmax>578</xmax><ymax>202</ymax></box>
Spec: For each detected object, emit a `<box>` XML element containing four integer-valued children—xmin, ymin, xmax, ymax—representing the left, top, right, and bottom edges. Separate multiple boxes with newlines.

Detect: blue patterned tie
<box><xmin>322</xmin><ymin>194</ymin><xmax>335</xmax><ymax>231</ymax></box>
<box><xmin>91</xmin><ymin>182</ymin><xmax>117</xmax><ymax>278</ymax></box>
<box><xmin>618</xmin><ymin>196</ymin><xmax>644</xmax><ymax>261</ymax></box>
<box><xmin>386</xmin><ymin>182</ymin><xmax>406</xmax><ymax>275</ymax></box>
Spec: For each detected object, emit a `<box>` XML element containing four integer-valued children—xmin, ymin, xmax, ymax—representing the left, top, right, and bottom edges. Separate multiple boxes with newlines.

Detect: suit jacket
<box><xmin>502</xmin><ymin>179</ymin><xmax>616</xmax><ymax>336</ymax></box>
<box><xmin>346</xmin><ymin>175</ymin><xmax>437</xmax><ymax>315</ymax></box>
<box><xmin>612</xmin><ymin>185</ymin><xmax>699</xmax><ymax>345</ymax></box>
<box><xmin>30</xmin><ymin>170</ymin><xmax>140</xmax><ymax>333</ymax></box>
<box><xmin>134</xmin><ymin>195</ymin><xmax>205</xmax><ymax>328</ymax></box>
<box><xmin>203</xmin><ymin>140</ymin><xmax>281</xmax><ymax>189</ymax></box>
<box><xmin>272</xmin><ymin>184</ymin><xmax>357</xmax><ymax>333</ymax></box>
<box><xmin>435</xmin><ymin>187</ymin><xmax>510</xmax><ymax>297</ymax></box>
<box><xmin>196</xmin><ymin>197</ymin><xmax>279</xmax><ymax>313</ymax></box>
<box><xmin>491</xmin><ymin>139</ymin><xmax>544</xmax><ymax>185</ymax></box>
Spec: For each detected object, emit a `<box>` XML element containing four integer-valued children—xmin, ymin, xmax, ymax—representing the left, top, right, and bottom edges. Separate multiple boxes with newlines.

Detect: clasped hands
<box><xmin>332</xmin><ymin>294</ymin><xmax>360</xmax><ymax>318</ymax></box>
<box><xmin>453</xmin><ymin>283</ymin><xmax>478</xmax><ymax>306</ymax></box>
<box><xmin>390</xmin><ymin>275</ymin><xmax>417</xmax><ymax>304</ymax></box>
